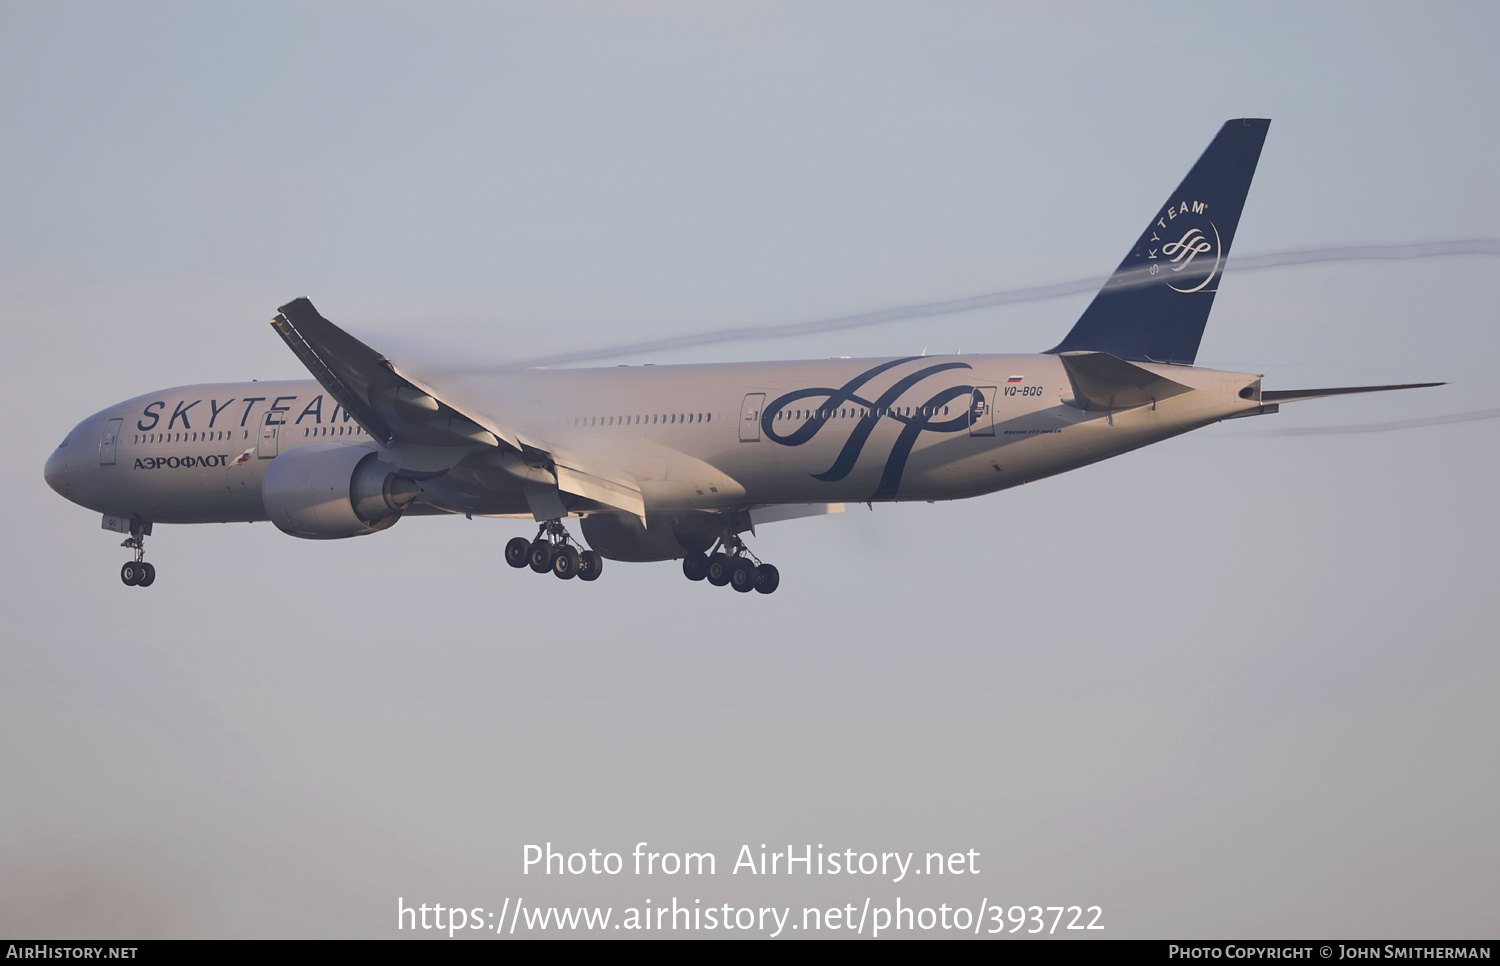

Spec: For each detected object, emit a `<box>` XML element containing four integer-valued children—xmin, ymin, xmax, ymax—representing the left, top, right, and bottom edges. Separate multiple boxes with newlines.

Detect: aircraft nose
<box><xmin>44</xmin><ymin>445</ymin><xmax>69</xmax><ymax>496</ymax></box>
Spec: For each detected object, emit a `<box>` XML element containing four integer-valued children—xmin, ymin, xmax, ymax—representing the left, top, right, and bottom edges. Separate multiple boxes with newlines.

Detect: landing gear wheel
<box><xmin>753</xmin><ymin>563</ymin><xmax>779</xmax><ymax>595</ymax></box>
<box><xmin>729</xmin><ymin>558</ymin><xmax>758</xmax><ymax>593</ymax></box>
<box><xmin>578</xmin><ymin>550</ymin><xmax>603</xmax><ymax>581</ymax></box>
<box><xmin>552</xmin><ymin>545</ymin><xmax>580</xmax><ymax>580</ymax></box>
<box><xmin>682</xmin><ymin>552</ymin><xmax>708</xmax><ymax>582</ymax></box>
<box><xmin>505</xmin><ymin>537</ymin><xmax>531</xmax><ymax>569</ymax></box>
<box><xmin>706</xmin><ymin>553</ymin><xmax>732</xmax><ymax>587</ymax></box>
<box><xmin>121</xmin><ymin>562</ymin><xmax>141</xmax><ymax>586</ymax></box>
<box><xmin>137</xmin><ymin>562</ymin><xmax>157</xmax><ymax>588</ymax></box>
<box><xmin>528</xmin><ymin>540</ymin><xmax>552</xmax><ymax>573</ymax></box>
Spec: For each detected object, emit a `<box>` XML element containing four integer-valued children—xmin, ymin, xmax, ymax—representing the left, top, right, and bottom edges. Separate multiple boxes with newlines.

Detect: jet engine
<box><xmin>262</xmin><ymin>442</ymin><xmax>421</xmax><ymax>539</ymax></box>
<box><xmin>580</xmin><ymin>511</ymin><xmax>735</xmax><ymax>561</ymax></box>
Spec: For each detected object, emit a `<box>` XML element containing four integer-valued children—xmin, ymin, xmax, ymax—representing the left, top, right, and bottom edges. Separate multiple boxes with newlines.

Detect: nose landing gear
<box><xmin>119</xmin><ymin>520</ymin><xmax>156</xmax><ymax>587</ymax></box>
<box><xmin>504</xmin><ymin>519</ymin><xmax>602</xmax><ymax>583</ymax></box>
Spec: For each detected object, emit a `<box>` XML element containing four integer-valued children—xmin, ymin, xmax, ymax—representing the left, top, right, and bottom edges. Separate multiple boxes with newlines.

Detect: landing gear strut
<box><xmin>119</xmin><ymin>520</ymin><xmax>156</xmax><ymax>588</ymax></box>
<box><xmin>505</xmin><ymin>519</ymin><xmax>602</xmax><ymax>582</ymax></box>
<box><xmin>682</xmin><ymin>530</ymin><xmax>779</xmax><ymax>595</ymax></box>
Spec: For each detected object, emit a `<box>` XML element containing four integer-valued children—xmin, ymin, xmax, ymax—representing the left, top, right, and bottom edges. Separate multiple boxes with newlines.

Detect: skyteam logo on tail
<box><xmin>1145</xmin><ymin>199</ymin><xmax>1222</xmax><ymax>293</ymax></box>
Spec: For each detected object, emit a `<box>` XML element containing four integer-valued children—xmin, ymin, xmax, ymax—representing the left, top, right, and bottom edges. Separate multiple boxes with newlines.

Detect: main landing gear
<box><xmin>681</xmin><ymin>532</ymin><xmax>779</xmax><ymax>595</ymax></box>
<box><xmin>505</xmin><ymin>519</ymin><xmax>602</xmax><ymax>582</ymax></box>
<box><xmin>119</xmin><ymin>520</ymin><xmax>156</xmax><ymax>588</ymax></box>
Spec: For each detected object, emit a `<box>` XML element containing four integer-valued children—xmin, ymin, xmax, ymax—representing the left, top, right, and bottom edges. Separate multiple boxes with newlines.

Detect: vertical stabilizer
<box><xmin>1049</xmin><ymin>118</ymin><xmax>1270</xmax><ymax>365</ymax></box>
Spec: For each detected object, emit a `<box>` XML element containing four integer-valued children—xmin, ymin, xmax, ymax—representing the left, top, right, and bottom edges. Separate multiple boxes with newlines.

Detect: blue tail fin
<box><xmin>1049</xmin><ymin>118</ymin><xmax>1270</xmax><ymax>365</ymax></box>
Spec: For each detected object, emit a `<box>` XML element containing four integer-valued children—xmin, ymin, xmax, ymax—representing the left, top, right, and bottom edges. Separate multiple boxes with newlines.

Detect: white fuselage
<box><xmin>44</xmin><ymin>353</ymin><xmax>1262</xmax><ymax>525</ymax></box>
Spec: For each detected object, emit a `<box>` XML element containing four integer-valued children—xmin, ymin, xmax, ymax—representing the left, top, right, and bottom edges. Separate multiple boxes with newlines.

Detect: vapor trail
<box><xmin>466</xmin><ymin>240</ymin><xmax>1500</xmax><ymax>371</ymax></box>
<box><xmin>1262</xmin><ymin>407</ymin><xmax>1500</xmax><ymax>436</ymax></box>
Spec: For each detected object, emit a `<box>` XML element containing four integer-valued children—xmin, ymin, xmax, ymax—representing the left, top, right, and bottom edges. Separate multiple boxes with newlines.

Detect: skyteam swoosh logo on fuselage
<box><xmin>762</xmin><ymin>357</ymin><xmax>978</xmax><ymax>499</ymax></box>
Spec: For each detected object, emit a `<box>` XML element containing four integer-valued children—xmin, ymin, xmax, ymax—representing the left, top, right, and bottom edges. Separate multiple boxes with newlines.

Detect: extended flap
<box><xmin>554</xmin><ymin>462</ymin><xmax>646</xmax><ymax>522</ymax></box>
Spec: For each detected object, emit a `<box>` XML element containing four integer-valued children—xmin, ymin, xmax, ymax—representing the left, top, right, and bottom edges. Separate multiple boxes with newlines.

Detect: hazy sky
<box><xmin>3</xmin><ymin>1</ymin><xmax>1496</xmax><ymax>938</ymax></box>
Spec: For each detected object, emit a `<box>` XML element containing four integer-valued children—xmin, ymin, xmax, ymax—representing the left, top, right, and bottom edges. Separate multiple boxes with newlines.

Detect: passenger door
<box><xmin>969</xmin><ymin>387</ymin><xmax>996</xmax><ymax>436</ymax></box>
<box><xmin>739</xmin><ymin>393</ymin><xmax>765</xmax><ymax>442</ymax></box>
<box><xmin>99</xmin><ymin>417</ymin><xmax>123</xmax><ymax>465</ymax></box>
<box><xmin>258</xmin><ymin>411</ymin><xmax>282</xmax><ymax>458</ymax></box>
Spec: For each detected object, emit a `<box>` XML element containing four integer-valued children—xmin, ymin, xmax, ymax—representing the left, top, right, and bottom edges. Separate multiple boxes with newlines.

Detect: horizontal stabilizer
<box><xmin>1058</xmin><ymin>351</ymin><xmax>1195</xmax><ymax>412</ymax></box>
<box><xmin>1263</xmin><ymin>383</ymin><xmax>1445</xmax><ymax>404</ymax></box>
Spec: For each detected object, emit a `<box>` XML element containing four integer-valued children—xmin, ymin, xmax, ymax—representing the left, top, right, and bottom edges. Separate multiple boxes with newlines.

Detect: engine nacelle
<box><xmin>262</xmin><ymin>443</ymin><xmax>420</xmax><ymax>540</ymax></box>
<box><xmin>581</xmin><ymin>511</ymin><xmax>739</xmax><ymax>562</ymax></box>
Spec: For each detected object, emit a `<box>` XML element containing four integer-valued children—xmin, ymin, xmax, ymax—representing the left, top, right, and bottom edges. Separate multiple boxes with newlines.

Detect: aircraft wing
<box><xmin>271</xmin><ymin>297</ymin><xmax>513</xmax><ymax>448</ymax></box>
<box><xmin>271</xmin><ymin>298</ymin><xmax>646</xmax><ymax>521</ymax></box>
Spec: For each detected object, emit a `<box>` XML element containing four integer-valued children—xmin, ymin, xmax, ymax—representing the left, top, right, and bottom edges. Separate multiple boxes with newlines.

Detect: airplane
<box><xmin>44</xmin><ymin>118</ymin><xmax>1441</xmax><ymax>594</ymax></box>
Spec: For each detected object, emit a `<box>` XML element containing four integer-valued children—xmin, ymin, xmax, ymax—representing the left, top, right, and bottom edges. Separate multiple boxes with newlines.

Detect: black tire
<box><xmin>120</xmin><ymin>562</ymin><xmax>140</xmax><ymax>586</ymax></box>
<box><xmin>730</xmin><ymin>558</ymin><xmax>757</xmax><ymax>593</ymax></box>
<box><xmin>553</xmin><ymin>545</ymin><xmax>580</xmax><ymax>580</ymax></box>
<box><xmin>753</xmin><ymin>563</ymin><xmax>779</xmax><ymax>595</ymax></box>
<box><xmin>137</xmin><ymin>562</ymin><xmax>157</xmax><ymax>588</ymax></box>
<box><xmin>578</xmin><ymin>550</ymin><xmax>602</xmax><ymax>581</ymax></box>
<box><xmin>682</xmin><ymin>552</ymin><xmax>709</xmax><ymax>581</ymax></box>
<box><xmin>505</xmin><ymin>536</ymin><xmax>531</xmax><ymax>569</ymax></box>
<box><xmin>528</xmin><ymin>540</ymin><xmax>552</xmax><ymax>573</ymax></box>
<box><xmin>706</xmin><ymin>553</ymin><xmax>732</xmax><ymax>587</ymax></box>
